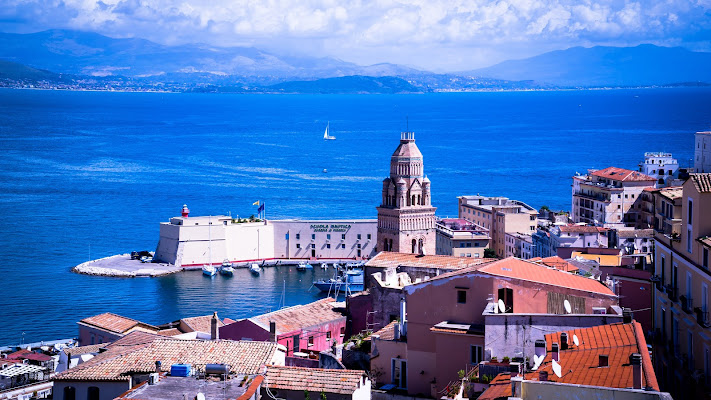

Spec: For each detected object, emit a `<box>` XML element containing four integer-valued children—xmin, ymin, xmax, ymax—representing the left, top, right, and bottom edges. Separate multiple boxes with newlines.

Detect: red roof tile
<box><xmin>537</xmin><ymin>256</ymin><xmax>580</xmax><ymax>273</ymax></box>
<box><xmin>536</xmin><ymin>321</ymin><xmax>658</xmax><ymax>391</ymax></box>
<box><xmin>250</xmin><ymin>298</ymin><xmax>344</xmax><ymax>335</ymax></box>
<box><xmin>559</xmin><ymin>225</ymin><xmax>607</xmax><ymax>234</ymax></box>
<box><xmin>366</xmin><ymin>251</ymin><xmax>492</xmax><ymax>270</ymax></box>
<box><xmin>478</xmin><ymin>373</ymin><xmax>512</xmax><ymax>400</ymax></box>
<box><xmin>590</xmin><ymin>167</ymin><xmax>655</xmax><ymax>182</ymax></box>
<box><xmin>79</xmin><ymin>313</ymin><xmax>157</xmax><ymax>334</ymax></box>
<box><xmin>478</xmin><ymin>258</ymin><xmax>614</xmax><ymax>296</ymax></box>
<box><xmin>690</xmin><ymin>173</ymin><xmax>711</xmax><ymax>193</ymax></box>
<box><xmin>55</xmin><ymin>337</ymin><xmax>278</xmax><ymax>381</ymax></box>
<box><xmin>181</xmin><ymin>314</ymin><xmax>224</xmax><ymax>334</ymax></box>
<box><xmin>265</xmin><ymin>365</ymin><xmax>366</xmax><ymax>394</ymax></box>
<box><xmin>372</xmin><ymin>321</ymin><xmax>397</xmax><ymax>341</ymax></box>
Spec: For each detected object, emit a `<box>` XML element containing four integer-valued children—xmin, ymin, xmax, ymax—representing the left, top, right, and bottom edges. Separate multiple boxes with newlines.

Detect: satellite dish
<box><xmin>573</xmin><ymin>335</ymin><xmax>579</xmax><ymax>346</ymax></box>
<box><xmin>564</xmin><ymin>300</ymin><xmax>572</xmax><ymax>314</ymax></box>
<box><xmin>498</xmin><ymin>299</ymin><xmax>506</xmax><ymax>313</ymax></box>
<box><xmin>532</xmin><ymin>354</ymin><xmax>544</xmax><ymax>370</ymax></box>
<box><xmin>552</xmin><ymin>359</ymin><xmax>562</xmax><ymax>378</ymax></box>
<box><xmin>197</xmin><ymin>393</ymin><xmax>206</xmax><ymax>400</ymax></box>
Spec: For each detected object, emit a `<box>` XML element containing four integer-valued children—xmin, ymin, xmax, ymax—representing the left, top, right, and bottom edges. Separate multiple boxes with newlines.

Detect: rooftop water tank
<box><xmin>170</xmin><ymin>364</ymin><xmax>191</xmax><ymax>377</ymax></box>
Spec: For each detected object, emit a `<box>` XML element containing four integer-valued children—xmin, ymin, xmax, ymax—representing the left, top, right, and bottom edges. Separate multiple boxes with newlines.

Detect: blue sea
<box><xmin>1</xmin><ymin>88</ymin><xmax>710</xmax><ymax>345</ymax></box>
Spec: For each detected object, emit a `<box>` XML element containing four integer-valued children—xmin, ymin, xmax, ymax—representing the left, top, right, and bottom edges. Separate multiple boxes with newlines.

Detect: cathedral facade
<box><xmin>376</xmin><ymin>131</ymin><xmax>437</xmax><ymax>255</ymax></box>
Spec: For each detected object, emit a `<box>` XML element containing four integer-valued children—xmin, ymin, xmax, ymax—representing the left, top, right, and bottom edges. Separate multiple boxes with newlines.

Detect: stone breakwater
<box><xmin>72</xmin><ymin>254</ymin><xmax>180</xmax><ymax>277</ymax></box>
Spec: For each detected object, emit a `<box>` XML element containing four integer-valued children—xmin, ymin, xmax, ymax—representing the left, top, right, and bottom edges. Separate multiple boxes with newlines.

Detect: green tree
<box><xmin>484</xmin><ymin>248</ymin><xmax>496</xmax><ymax>258</ymax></box>
<box><xmin>304</xmin><ymin>390</ymin><xmax>310</xmax><ymax>400</ymax></box>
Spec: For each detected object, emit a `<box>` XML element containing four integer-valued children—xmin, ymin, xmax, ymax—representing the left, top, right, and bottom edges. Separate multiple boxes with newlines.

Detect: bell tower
<box><xmin>376</xmin><ymin>131</ymin><xmax>436</xmax><ymax>255</ymax></box>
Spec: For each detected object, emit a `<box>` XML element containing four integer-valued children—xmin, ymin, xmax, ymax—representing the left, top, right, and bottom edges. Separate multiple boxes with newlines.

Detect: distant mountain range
<box><xmin>464</xmin><ymin>44</ymin><xmax>711</xmax><ymax>87</ymax></box>
<box><xmin>1</xmin><ymin>29</ymin><xmax>711</xmax><ymax>92</ymax></box>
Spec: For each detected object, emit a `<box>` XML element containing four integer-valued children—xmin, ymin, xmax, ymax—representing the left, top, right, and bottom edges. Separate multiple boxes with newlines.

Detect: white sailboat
<box><xmin>323</xmin><ymin>122</ymin><xmax>336</xmax><ymax>140</ymax></box>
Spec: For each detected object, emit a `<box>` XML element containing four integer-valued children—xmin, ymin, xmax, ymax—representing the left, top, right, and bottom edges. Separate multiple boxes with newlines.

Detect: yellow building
<box><xmin>653</xmin><ymin>173</ymin><xmax>711</xmax><ymax>399</ymax></box>
<box><xmin>457</xmin><ymin>196</ymin><xmax>537</xmax><ymax>258</ymax></box>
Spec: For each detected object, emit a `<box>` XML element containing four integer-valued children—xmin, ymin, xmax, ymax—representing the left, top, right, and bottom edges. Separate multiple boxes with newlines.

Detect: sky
<box><xmin>3</xmin><ymin>0</ymin><xmax>711</xmax><ymax>71</ymax></box>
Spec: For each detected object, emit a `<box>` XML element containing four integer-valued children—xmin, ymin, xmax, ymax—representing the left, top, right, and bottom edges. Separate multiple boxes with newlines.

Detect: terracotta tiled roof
<box><xmin>181</xmin><ymin>314</ymin><xmax>224</xmax><ymax>334</ymax></box>
<box><xmin>617</xmin><ymin>229</ymin><xmax>654</xmax><ymax>238</ymax></box>
<box><xmin>372</xmin><ymin>321</ymin><xmax>397</xmax><ymax>341</ymax></box>
<box><xmin>690</xmin><ymin>173</ymin><xmax>711</xmax><ymax>193</ymax></box>
<box><xmin>63</xmin><ymin>344</ymin><xmax>105</xmax><ymax>357</ymax></box>
<box><xmin>265</xmin><ymin>365</ymin><xmax>366</xmax><ymax>394</ymax></box>
<box><xmin>55</xmin><ymin>338</ymin><xmax>277</xmax><ymax>381</ymax></box>
<box><xmin>559</xmin><ymin>225</ymin><xmax>607</xmax><ymax>234</ymax></box>
<box><xmin>250</xmin><ymin>298</ymin><xmax>344</xmax><ymax>335</ymax></box>
<box><xmin>478</xmin><ymin>258</ymin><xmax>615</xmax><ymax>296</ymax></box>
<box><xmin>590</xmin><ymin>167</ymin><xmax>655</xmax><ymax>182</ymax></box>
<box><xmin>536</xmin><ymin>321</ymin><xmax>659</xmax><ymax>391</ymax></box>
<box><xmin>79</xmin><ymin>313</ymin><xmax>157</xmax><ymax>334</ymax></box>
<box><xmin>658</xmin><ymin>186</ymin><xmax>683</xmax><ymax>200</ymax></box>
<box><xmin>366</xmin><ymin>251</ymin><xmax>492</xmax><ymax>270</ymax></box>
<box><xmin>157</xmin><ymin>328</ymin><xmax>184</xmax><ymax>337</ymax></box>
<box><xmin>478</xmin><ymin>373</ymin><xmax>512</xmax><ymax>400</ymax></box>
<box><xmin>17</xmin><ymin>352</ymin><xmax>52</xmax><ymax>362</ymax></box>
<box><xmin>536</xmin><ymin>256</ymin><xmax>579</xmax><ymax>273</ymax></box>
<box><xmin>106</xmin><ymin>331</ymin><xmax>164</xmax><ymax>348</ymax></box>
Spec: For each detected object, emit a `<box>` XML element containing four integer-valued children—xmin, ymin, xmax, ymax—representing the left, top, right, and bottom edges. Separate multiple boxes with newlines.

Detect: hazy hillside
<box><xmin>0</xmin><ymin>30</ymin><xmax>426</xmax><ymax>80</ymax></box>
<box><xmin>268</xmin><ymin>76</ymin><xmax>421</xmax><ymax>94</ymax></box>
<box><xmin>465</xmin><ymin>44</ymin><xmax>711</xmax><ymax>87</ymax></box>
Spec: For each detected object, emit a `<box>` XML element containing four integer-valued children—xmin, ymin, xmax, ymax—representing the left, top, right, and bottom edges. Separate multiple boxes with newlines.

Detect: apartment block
<box><xmin>653</xmin><ymin>173</ymin><xmax>711</xmax><ymax>399</ymax></box>
<box><xmin>435</xmin><ymin>218</ymin><xmax>490</xmax><ymax>259</ymax></box>
<box><xmin>572</xmin><ymin>167</ymin><xmax>656</xmax><ymax>228</ymax></box>
<box><xmin>458</xmin><ymin>196</ymin><xmax>537</xmax><ymax>258</ymax></box>
<box><xmin>696</xmin><ymin>131</ymin><xmax>711</xmax><ymax>173</ymax></box>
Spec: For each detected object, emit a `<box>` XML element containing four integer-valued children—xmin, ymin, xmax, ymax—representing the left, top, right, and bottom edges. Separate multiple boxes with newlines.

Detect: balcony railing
<box><xmin>665</xmin><ymin>285</ymin><xmax>678</xmax><ymax>302</ymax></box>
<box><xmin>680</xmin><ymin>295</ymin><xmax>694</xmax><ymax>314</ymax></box>
<box><xmin>695</xmin><ymin>307</ymin><xmax>711</xmax><ymax>328</ymax></box>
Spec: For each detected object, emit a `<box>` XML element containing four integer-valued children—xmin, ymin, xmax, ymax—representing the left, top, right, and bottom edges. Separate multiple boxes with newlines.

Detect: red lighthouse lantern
<box><xmin>181</xmin><ymin>204</ymin><xmax>190</xmax><ymax>218</ymax></box>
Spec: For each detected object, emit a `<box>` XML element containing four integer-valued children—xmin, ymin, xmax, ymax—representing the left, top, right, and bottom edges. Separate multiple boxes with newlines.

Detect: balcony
<box><xmin>573</xmin><ymin>191</ymin><xmax>609</xmax><ymax>202</ymax></box>
<box><xmin>680</xmin><ymin>295</ymin><xmax>694</xmax><ymax>314</ymax></box>
<box><xmin>665</xmin><ymin>285</ymin><xmax>678</xmax><ymax>302</ymax></box>
<box><xmin>651</xmin><ymin>275</ymin><xmax>664</xmax><ymax>292</ymax></box>
<box><xmin>695</xmin><ymin>307</ymin><xmax>711</xmax><ymax>328</ymax></box>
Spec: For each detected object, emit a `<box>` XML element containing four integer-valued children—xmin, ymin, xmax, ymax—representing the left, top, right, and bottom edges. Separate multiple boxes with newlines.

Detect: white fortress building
<box><xmin>154</xmin><ymin>212</ymin><xmax>377</xmax><ymax>266</ymax></box>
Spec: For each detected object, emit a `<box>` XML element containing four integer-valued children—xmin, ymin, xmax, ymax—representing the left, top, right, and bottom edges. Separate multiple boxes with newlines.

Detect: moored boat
<box><xmin>220</xmin><ymin>259</ymin><xmax>234</xmax><ymax>276</ymax></box>
<box><xmin>296</xmin><ymin>262</ymin><xmax>313</xmax><ymax>271</ymax></box>
<box><xmin>202</xmin><ymin>264</ymin><xmax>217</xmax><ymax>277</ymax></box>
<box><xmin>313</xmin><ymin>268</ymin><xmax>364</xmax><ymax>294</ymax></box>
<box><xmin>249</xmin><ymin>263</ymin><xmax>262</xmax><ymax>276</ymax></box>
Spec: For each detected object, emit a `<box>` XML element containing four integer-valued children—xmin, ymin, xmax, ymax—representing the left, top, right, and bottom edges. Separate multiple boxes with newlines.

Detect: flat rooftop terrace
<box><xmin>120</xmin><ymin>376</ymin><xmax>253</xmax><ymax>400</ymax></box>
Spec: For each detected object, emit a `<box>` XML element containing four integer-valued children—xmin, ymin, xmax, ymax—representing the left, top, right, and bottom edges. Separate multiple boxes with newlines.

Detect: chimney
<box><xmin>630</xmin><ymin>353</ymin><xmax>643</xmax><ymax>389</ymax></box>
<box><xmin>155</xmin><ymin>360</ymin><xmax>162</xmax><ymax>374</ymax></box>
<box><xmin>560</xmin><ymin>333</ymin><xmax>568</xmax><ymax>351</ymax></box>
<box><xmin>599</xmin><ymin>354</ymin><xmax>609</xmax><ymax>367</ymax></box>
<box><xmin>211</xmin><ymin>312</ymin><xmax>219</xmax><ymax>340</ymax></box>
<box><xmin>623</xmin><ymin>308</ymin><xmax>633</xmax><ymax>324</ymax></box>
<box><xmin>539</xmin><ymin>370</ymin><xmax>548</xmax><ymax>382</ymax></box>
<box><xmin>269</xmin><ymin>321</ymin><xmax>277</xmax><ymax>342</ymax></box>
<box><xmin>551</xmin><ymin>343</ymin><xmax>559</xmax><ymax>362</ymax></box>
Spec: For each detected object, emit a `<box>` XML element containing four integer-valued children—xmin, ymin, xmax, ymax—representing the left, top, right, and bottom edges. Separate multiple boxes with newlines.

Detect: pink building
<box><xmin>379</xmin><ymin>257</ymin><xmax>618</xmax><ymax>396</ymax></box>
<box><xmin>220</xmin><ymin>298</ymin><xmax>346</xmax><ymax>357</ymax></box>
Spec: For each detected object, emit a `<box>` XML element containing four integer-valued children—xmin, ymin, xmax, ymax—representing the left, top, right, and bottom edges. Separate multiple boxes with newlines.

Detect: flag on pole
<box><xmin>257</xmin><ymin>203</ymin><xmax>265</xmax><ymax>214</ymax></box>
<box><xmin>252</xmin><ymin>200</ymin><xmax>260</xmax><ymax>206</ymax></box>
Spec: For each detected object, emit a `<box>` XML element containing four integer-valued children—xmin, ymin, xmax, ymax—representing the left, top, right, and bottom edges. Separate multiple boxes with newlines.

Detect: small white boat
<box><xmin>220</xmin><ymin>259</ymin><xmax>234</xmax><ymax>276</ymax></box>
<box><xmin>323</xmin><ymin>168</ymin><xmax>328</xmax><ymax>173</ymax></box>
<box><xmin>296</xmin><ymin>262</ymin><xmax>313</xmax><ymax>271</ymax></box>
<box><xmin>323</xmin><ymin>122</ymin><xmax>336</xmax><ymax>140</ymax></box>
<box><xmin>202</xmin><ymin>264</ymin><xmax>217</xmax><ymax>277</ymax></box>
<box><xmin>249</xmin><ymin>263</ymin><xmax>262</xmax><ymax>276</ymax></box>
<box><xmin>321</xmin><ymin>263</ymin><xmax>328</xmax><ymax>270</ymax></box>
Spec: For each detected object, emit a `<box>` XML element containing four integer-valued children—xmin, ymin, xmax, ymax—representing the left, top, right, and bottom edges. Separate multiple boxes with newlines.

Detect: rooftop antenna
<box><xmin>406</xmin><ymin>116</ymin><xmax>409</xmax><ymax>132</ymax></box>
<box><xmin>552</xmin><ymin>358</ymin><xmax>562</xmax><ymax>378</ymax></box>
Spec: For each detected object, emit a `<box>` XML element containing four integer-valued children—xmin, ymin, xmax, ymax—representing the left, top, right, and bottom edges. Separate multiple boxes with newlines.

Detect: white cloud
<box><xmin>2</xmin><ymin>0</ymin><xmax>711</xmax><ymax>70</ymax></box>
